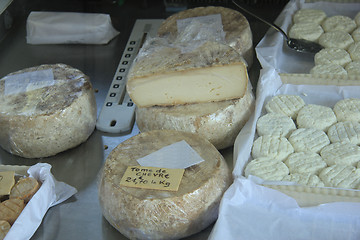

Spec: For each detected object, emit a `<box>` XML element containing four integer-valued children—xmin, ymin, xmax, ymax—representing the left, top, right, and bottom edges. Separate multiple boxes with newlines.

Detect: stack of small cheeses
<box><xmin>288</xmin><ymin>9</ymin><xmax>360</xmax><ymax>77</ymax></box>
<box><xmin>0</xmin><ymin>172</ymin><xmax>40</xmax><ymax>239</ymax></box>
<box><xmin>126</xmin><ymin>6</ymin><xmax>255</xmax><ymax>150</ymax></box>
<box><xmin>245</xmin><ymin>94</ymin><xmax>360</xmax><ymax>190</ymax></box>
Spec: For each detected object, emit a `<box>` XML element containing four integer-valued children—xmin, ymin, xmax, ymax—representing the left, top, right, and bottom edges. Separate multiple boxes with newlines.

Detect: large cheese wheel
<box><xmin>0</xmin><ymin>64</ymin><xmax>97</xmax><ymax>158</ymax></box>
<box><xmin>157</xmin><ymin>6</ymin><xmax>254</xmax><ymax>67</ymax></box>
<box><xmin>99</xmin><ymin>130</ymin><xmax>232</xmax><ymax>240</ymax></box>
<box><xmin>135</xmin><ymin>82</ymin><xmax>255</xmax><ymax>150</ymax></box>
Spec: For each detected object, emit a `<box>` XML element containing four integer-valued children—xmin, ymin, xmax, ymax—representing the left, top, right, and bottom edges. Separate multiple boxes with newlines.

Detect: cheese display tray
<box><xmin>232</xmin><ymin>66</ymin><xmax>360</xmax><ymax>206</ymax></box>
<box><xmin>256</xmin><ymin>0</ymin><xmax>360</xmax><ymax>85</ymax></box>
<box><xmin>208</xmin><ymin>67</ymin><xmax>360</xmax><ymax>240</ymax></box>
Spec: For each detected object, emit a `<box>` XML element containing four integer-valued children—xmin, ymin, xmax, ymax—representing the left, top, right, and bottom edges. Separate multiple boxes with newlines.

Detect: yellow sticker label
<box><xmin>120</xmin><ymin>166</ymin><xmax>185</xmax><ymax>191</ymax></box>
<box><xmin>0</xmin><ymin>171</ymin><xmax>15</xmax><ymax>195</ymax></box>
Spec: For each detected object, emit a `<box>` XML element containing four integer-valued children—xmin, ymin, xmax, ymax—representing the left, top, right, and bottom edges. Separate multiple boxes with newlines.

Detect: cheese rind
<box><xmin>99</xmin><ymin>130</ymin><xmax>231</xmax><ymax>240</ymax></box>
<box><xmin>127</xmin><ymin>40</ymin><xmax>248</xmax><ymax>107</ymax></box>
<box><xmin>0</xmin><ymin>64</ymin><xmax>97</xmax><ymax>158</ymax></box>
<box><xmin>135</xmin><ymin>82</ymin><xmax>255</xmax><ymax>149</ymax></box>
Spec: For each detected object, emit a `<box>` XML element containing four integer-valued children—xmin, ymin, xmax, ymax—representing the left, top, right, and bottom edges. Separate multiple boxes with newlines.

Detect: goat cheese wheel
<box><xmin>310</xmin><ymin>63</ymin><xmax>347</xmax><ymax>76</ymax></box>
<box><xmin>327</xmin><ymin>121</ymin><xmax>360</xmax><ymax>145</ymax></box>
<box><xmin>345</xmin><ymin>61</ymin><xmax>360</xmax><ymax>76</ymax></box>
<box><xmin>320</xmin><ymin>142</ymin><xmax>360</xmax><ymax>167</ymax></box>
<box><xmin>288</xmin><ymin>128</ymin><xmax>330</xmax><ymax>153</ymax></box>
<box><xmin>256</xmin><ymin>113</ymin><xmax>296</xmax><ymax>138</ymax></box>
<box><xmin>314</xmin><ymin>48</ymin><xmax>352</xmax><ymax>67</ymax></box>
<box><xmin>318</xmin><ymin>31</ymin><xmax>354</xmax><ymax>49</ymax></box>
<box><xmin>251</xmin><ymin>135</ymin><xmax>294</xmax><ymax>161</ymax></box>
<box><xmin>355</xmin><ymin>12</ymin><xmax>360</xmax><ymax>26</ymax></box>
<box><xmin>136</xmin><ymin>82</ymin><xmax>255</xmax><ymax>150</ymax></box>
<box><xmin>348</xmin><ymin>42</ymin><xmax>360</xmax><ymax>61</ymax></box>
<box><xmin>265</xmin><ymin>94</ymin><xmax>305</xmax><ymax>119</ymax></box>
<box><xmin>352</xmin><ymin>27</ymin><xmax>360</xmax><ymax>42</ymax></box>
<box><xmin>322</xmin><ymin>15</ymin><xmax>357</xmax><ymax>33</ymax></box>
<box><xmin>319</xmin><ymin>164</ymin><xmax>360</xmax><ymax>189</ymax></box>
<box><xmin>284</xmin><ymin>152</ymin><xmax>327</xmax><ymax>175</ymax></box>
<box><xmin>292</xmin><ymin>8</ymin><xmax>327</xmax><ymax>24</ymax></box>
<box><xmin>296</xmin><ymin>104</ymin><xmax>337</xmax><ymax>131</ymax></box>
<box><xmin>244</xmin><ymin>157</ymin><xmax>289</xmax><ymax>181</ymax></box>
<box><xmin>157</xmin><ymin>6</ymin><xmax>253</xmax><ymax>67</ymax></box>
<box><xmin>0</xmin><ymin>64</ymin><xmax>97</xmax><ymax>158</ymax></box>
<box><xmin>288</xmin><ymin>22</ymin><xmax>324</xmax><ymax>42</ymax></box>
<box><xmin>99</xmin><ymin>130</ymin><xmax>232</xmax><ymax>240</ymax></box>
<box><xmin>333</xmin><ymin>98</ymin><xmax>360</xmax><ymax>122</ymax></box>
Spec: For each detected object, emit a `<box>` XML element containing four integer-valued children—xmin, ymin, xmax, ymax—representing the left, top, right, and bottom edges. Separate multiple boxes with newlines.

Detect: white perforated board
<box><xmin>96</xmin><ymin>19</ymin><xmax>163</xmax><ymax>133</ymax></box>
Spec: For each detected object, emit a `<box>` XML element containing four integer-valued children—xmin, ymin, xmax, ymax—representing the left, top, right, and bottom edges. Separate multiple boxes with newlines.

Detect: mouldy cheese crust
<box><xmin>99</xmin><ymin>130</ymin><xmax>232</xmax><ymax>240</ymax></box>
<box><xmin>0</xmin><ymin>64</ymin><xmax>97</xmax><ymax>158</ymax></box>
<box><xmin>126</xmin><ymin>41</ymin><xmax>248</xmax><ymax>107</ymax></box>
<box><xmin>135</xmin><ymin>82</ymin><xmax>255</xmax><ymax>150</ymax></box>
<box><xmin>157</xmin><ymin>6</ymin><xmax>254</xmax><ymax>67</ymax></box>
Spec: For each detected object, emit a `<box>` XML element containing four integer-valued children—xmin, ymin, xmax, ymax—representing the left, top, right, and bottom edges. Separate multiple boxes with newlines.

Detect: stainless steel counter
<box><xmin>0</xmin><ymin>0</ymin><xmax>288</xmax><ymax>239</ymax></box>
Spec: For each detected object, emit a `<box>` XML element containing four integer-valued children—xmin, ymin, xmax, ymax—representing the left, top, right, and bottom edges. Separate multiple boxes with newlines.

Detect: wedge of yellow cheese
<box><xmin>127</xmin><ymin>41</ymin><xmax>248</xmax><ymax>107</ymax></box>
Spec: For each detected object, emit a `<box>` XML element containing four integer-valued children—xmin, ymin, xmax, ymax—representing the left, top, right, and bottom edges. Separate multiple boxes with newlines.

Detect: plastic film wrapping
<box><xmin>98</xmin><ymin>130</ymin><xmax>232</xmax><ymax>240</ymax></box>
<box><xmin>128</xmin><ymin>39</ymin><xmax>246</xmax><ymax>80</ymax></box>
<box><xmin>157</xmin><ymin>6</ymin><xmax>254</xmax><ymax>67</ymax></box>
<box><xmin>0</xmin><ymin>64</ymin><xmax>97</xmax><ymax>158</ymax></box>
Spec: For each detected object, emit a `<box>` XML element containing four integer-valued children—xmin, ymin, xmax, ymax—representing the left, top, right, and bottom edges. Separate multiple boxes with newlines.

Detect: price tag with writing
<box><xmin>120</xmin><ymin>166</ymin><xmax>184</xmax><ymax>191</ymax></box>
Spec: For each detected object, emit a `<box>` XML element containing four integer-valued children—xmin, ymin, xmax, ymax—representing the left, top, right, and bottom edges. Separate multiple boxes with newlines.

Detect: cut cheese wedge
<box><xmin>127</xmin><ymin>41</ymin><xmax>248</xmax><ymax>107</ymax></box>
<box><xmin>128</xmin><ymin>62</ymin><xmax>247</xmax><ymax>107</ymax></box>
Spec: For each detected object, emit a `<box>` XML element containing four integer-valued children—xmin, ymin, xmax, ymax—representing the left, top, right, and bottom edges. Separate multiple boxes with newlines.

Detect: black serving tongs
<box><xmin>232</xmin><ymin>0</ymin><xmax>323</xmax><ymax>54</ymax></box>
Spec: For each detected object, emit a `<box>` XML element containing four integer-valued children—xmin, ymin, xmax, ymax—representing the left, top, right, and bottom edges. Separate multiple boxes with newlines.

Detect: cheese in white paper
<box><xmin>137</xmin><ymin>140</ymin><xmax>205</xmax><ymax>169</ymax></box>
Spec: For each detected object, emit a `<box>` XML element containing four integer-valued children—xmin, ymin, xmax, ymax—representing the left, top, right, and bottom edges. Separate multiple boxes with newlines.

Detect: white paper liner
<box><xmin>4</xmin><ymin>163</ymin><xmax>77</xmax><ymax>240</ymax></box>
<box><xmin>209</xmin><ymin>177</ymin><xmax>360</xmax><ymax>240</ymax></box>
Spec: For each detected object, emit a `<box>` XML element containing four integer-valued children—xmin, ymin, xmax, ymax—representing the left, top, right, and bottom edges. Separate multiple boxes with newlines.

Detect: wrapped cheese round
<box><xmin>99</xmin><ymin>130</ymin><xmax>232</xmax><ymax>240</ymax></box>
<box><xmin>135</xmin><ymin>82</ymin><xmax>255</xmax><ymax>150</ymax></box>
<box><xmin>0</xmin><ymin>64</ymin><xmax>97</xmax><ymax>158</ymax></box>
<box><xmin>157</xmin><ymin>6</ymin><xmax>254</xmax><ymax>67</ymax></box>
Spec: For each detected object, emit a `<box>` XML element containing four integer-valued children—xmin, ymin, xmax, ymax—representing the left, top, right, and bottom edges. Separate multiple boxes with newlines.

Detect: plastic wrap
<box><xmin>98</xmin><ymin>130</ymin><xmax>231</xmax><ymax>240</ymax></box>
<box><xmin>26</xmin><ymin>12</ymin><xmax>119</xmax><ymax>45</ymax></box>
<box><xmin>157</xmin><ymin>6</ymin><xmax>254</xmax><ymax>67</ymax></box>
<box><xmin>0</xmin><ymin>64</ymin><xmax>97</xmax><ymax>158</ymax></box>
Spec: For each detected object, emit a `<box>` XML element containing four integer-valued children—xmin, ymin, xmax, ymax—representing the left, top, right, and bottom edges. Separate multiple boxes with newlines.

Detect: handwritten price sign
<box><xmin>120</xmin><ymin>166</ymin><xmax>184</xmax><ymax>191</ymax></box>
